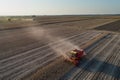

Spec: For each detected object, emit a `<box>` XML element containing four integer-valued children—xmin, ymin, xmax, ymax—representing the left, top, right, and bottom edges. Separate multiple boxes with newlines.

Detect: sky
<box><xmin>0</xmin><ymin>0</ymin><xmax>120</xmax><ymax>15</ymax></box>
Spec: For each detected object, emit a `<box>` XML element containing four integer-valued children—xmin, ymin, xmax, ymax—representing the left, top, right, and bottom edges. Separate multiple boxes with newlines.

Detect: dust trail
<box><xmin>26</xmin><ymin>27</ymin><xmax>80</xmax><ymax>60</ymax></box>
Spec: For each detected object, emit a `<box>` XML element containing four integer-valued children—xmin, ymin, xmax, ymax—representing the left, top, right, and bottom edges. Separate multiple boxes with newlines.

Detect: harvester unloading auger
<box><xmin>66</xmin><ymin>49</ymin><xmax>86</xmax><ymax>66</ymax></box>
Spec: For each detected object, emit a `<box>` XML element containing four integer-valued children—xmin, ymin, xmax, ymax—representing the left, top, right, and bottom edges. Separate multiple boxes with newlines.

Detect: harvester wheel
<box><xmin>73</xmin><ymin>60</ymin><xmax>79</xmax><ymax>66</ymax></box>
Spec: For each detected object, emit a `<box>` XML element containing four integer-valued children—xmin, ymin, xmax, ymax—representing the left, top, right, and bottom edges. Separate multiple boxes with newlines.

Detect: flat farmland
<box><xmin>95</xmin><ymin>20</ymin><xmax>120</xmax><ymax>33</ymax></box>
<box><xmin>0</xmin><ymin>16</ymin><xmax>120</xmax><ymax>80</ymax></box>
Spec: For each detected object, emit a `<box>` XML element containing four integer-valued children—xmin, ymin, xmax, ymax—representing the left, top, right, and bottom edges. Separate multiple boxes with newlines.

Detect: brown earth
<box><xmin>94</xmin><ymin>20</ymin><xmax>120</xmax><ymax>33</ymax></box>
<box><xmin>24</xmin><ymin>32</ymin><xmax>107</xmax><ymax>80</ymax></box>
<box><xmin>0</xmin><ymin>16</ymin><xmax>117</xmax><ymax>60</ymax></box>
<box><xmin>0</xmin><ymin>16</ymin><xmax>120</xmax><ymax>80</ymax></box>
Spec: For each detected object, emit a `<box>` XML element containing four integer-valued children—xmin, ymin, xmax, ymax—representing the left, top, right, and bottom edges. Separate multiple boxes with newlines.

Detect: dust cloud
<box><xmin>26</xmin><ymin>27</ymin><xmax>79</xmax><ymax>60</ymax></box>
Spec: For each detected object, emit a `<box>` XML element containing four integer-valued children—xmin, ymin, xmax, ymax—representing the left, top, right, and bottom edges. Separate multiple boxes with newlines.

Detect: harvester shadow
<box><xmin>60</xmin><ymin>58</ymin><xmax>120</xmax><ymax>80</ymax></box>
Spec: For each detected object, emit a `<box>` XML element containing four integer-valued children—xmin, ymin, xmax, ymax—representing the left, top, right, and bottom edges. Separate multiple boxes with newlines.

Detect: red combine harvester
<box><xmin>67</xmin><ymin>49</ymin><xmax>86</xmax><ymax>66</ymax></box>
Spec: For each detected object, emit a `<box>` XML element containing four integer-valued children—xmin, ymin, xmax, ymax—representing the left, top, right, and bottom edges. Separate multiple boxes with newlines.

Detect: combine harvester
<box><xmin>66</xmin><ymin>49</ymin><xmax>86</xmax><ymax>66</ymax></box>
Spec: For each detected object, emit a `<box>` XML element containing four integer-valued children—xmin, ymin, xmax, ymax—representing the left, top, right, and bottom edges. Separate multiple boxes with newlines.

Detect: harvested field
<box><xmin>0</xmin><ymin>30</ymin><xmax>104</xmax><ymax>80</ymax></box>
<box><xmin>61</xmin><ymin>33</ymin><xmax>120</xmax><ymax>80</ymax></box>
<box><xmin>94</xmin><ymin>20</ymin><xmax>120</xmax><ymax>33</ymax></box>
<box><xmin>0</xmin><ymin>16</ymin><xmax>120</xmax><ymax>80</ymax></box>
<box><xmin>0</xmin><ymin>16</ymin><xmax>118</xmax><ymax>30</ymax></box>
